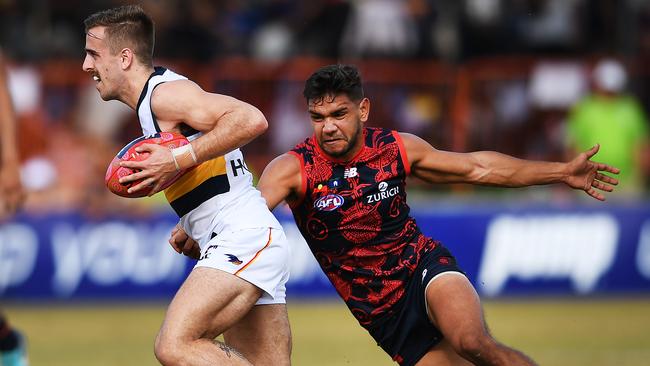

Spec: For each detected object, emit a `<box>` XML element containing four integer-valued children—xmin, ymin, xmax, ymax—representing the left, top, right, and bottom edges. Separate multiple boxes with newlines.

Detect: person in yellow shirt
<box><xmin>567</xmin><ymin>59</ymin><xmax>650</xmax><ymax>197</ymax></box>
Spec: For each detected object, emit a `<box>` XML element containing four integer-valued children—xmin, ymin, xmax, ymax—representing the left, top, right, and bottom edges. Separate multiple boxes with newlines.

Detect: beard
<box><xmin>319</xmin><ymin>122</ymin><xmax>362</xmax><ymax>158</ymax></box>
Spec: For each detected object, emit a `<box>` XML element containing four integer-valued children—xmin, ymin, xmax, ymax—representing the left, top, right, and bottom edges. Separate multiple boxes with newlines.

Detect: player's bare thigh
<box><xmin>417</xmin><ymin>273</ymin><xmax>478</xmax><ymax>366</ymax></box>
<box><xmin>159</xmin><ymin>267</ymin><xmax>262</xmax><ymax>341</ymax></box>
<box><xmin>224</xmin><ymin>304</ymin><xmax>291</xmax><ymax>366</ymax></box>
<box><xmin>415</xmin><ymin>338</ymin><xmax>473</xmax><ymax>366</ymax></box>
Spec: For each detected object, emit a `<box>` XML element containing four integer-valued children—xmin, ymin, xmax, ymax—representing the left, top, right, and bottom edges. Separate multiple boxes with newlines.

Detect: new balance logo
<box><xmin>344</xmin><ymin>167</ymin><xmax>358</xmax><ymax>178</ymax></box>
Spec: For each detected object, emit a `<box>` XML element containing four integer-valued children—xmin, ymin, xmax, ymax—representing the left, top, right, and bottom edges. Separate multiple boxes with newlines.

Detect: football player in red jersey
<box><xmin>172</xmin><ymin>64</ymin><xmax>620</xmax><ymax>366</ymax></box>
<box><xmin>0</xmin><ymin>49</ymin><xmax>29</xmax><ymax>366</ymax></box>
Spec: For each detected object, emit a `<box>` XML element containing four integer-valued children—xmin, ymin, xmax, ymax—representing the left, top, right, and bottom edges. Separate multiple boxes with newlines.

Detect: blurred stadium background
<box><xmin>2</xmin><ymin>0</ymin><xmax>650</xmax><ymax>365</ymax></box>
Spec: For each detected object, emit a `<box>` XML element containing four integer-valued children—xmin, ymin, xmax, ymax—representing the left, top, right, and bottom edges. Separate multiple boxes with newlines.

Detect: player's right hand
<box><xmin>169</xmin><ymin>224</ymin><xmax>201</xmax><ymax>259</ymax></box>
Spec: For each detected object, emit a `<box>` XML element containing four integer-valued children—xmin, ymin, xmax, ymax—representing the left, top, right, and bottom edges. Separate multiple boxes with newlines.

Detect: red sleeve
<box><xmin>287</xmin><ymin>151</ymin><xmax>307</xmax><ymax>208</ymax></box>
<box><xmin>392</xmin><ymin>131</ymin><xmax>411</xmax><ymax>176</ymax></box>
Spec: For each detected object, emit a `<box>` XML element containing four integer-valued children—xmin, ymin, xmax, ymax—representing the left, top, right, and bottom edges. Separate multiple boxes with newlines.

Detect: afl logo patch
<box><xmin>314</xmin><ymin>194</ymin><xmax>344</xmax><ymax>211</ymax></box>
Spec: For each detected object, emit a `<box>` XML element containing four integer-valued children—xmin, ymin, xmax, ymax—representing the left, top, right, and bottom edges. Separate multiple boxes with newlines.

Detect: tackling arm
<box><xmin>401</xmin><ymin>133</ymin><xmax>620</xmax><ymax>201</ymax></box>
<box><xmin>257</xmin><ymin>153</ymin><xmax>303</xmax><ymax>210</ymax></box>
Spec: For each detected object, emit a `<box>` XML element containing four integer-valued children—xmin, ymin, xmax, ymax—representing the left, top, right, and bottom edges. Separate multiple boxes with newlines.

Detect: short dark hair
<box><xmin>303</xmin><ymin>64</ymin><xmax>364</xmax><ymax>103</ymax></box>
<box><xmin>84</xmin><ymin>5</ymin><xmax>155</xmax><ymax>66</ymax></box>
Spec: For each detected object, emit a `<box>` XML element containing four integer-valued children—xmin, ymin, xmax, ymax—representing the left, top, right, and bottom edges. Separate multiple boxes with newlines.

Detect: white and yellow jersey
<box><xmin>137</xmin><ymin>67</ymin><xmax>282</xmax><ymax>246</ymax></box>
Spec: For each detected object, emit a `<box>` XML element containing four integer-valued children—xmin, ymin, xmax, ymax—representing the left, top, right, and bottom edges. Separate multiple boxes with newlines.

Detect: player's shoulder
<box><xmin>152</xmin><ymin>79</ymin><xmax>201</xmax><ymax>100</ymax></box>
<box><xmin>395</xmin><ymin>131</ymin><xmax>440</xmax><ymax>164</ymax></box>
<box><xmin>261</xmin><ymin>153</ymin><xmax>302</xmax><ymax>190</ymax></box>
<box><xmin>395</xmin><ymin>131</ymin><xmax>425</xmax><ymax>148</ymax></box>
<box><xmin>269</xmin><ymin>152</ymin><xmax>302</xmax><ymax>172</ymax></box>
<box><xmin>150</xmin><ymin>79</ymin><xmax>203</xmax><ymax>115</ymax></box>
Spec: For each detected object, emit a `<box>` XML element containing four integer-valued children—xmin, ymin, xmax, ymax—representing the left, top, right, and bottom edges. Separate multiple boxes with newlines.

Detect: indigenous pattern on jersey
<box><xmin>137</xmin><ymin>67</ymin><xmax>281</xmax><ymax>245</ymax></box>
<box><xmin>289</xmin><ymin>127</ymin><xmax>437</xmax><ymax>327</ymax></box>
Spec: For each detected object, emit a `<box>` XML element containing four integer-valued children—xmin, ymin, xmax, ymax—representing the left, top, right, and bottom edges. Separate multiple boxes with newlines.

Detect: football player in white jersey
<box><xmin>82</xmin><ymin>5</ymin><xmax>291</xmax><ymax>366</ymax></box>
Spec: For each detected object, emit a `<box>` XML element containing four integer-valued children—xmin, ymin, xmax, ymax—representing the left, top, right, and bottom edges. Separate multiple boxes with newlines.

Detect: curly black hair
<box><xmin>303</xmin><ymin>64</ymin><xmax>364</xmax><ymax>103</ymax></box>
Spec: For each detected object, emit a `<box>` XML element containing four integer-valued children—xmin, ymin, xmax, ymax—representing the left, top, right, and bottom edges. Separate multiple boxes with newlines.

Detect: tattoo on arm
<box><xmin>215</xmin><ymin>340</ymin><xmax>246</xmax><ymax>360</ymax></box>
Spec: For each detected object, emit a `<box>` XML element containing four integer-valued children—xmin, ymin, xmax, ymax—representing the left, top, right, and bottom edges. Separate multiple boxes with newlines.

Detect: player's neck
<box><xmin>121</xmin><ymin>66</ymin><xmax>155</xmax><ymax>110</ymax></box>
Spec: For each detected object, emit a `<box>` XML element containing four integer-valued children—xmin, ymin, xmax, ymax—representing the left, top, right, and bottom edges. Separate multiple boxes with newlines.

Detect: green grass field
<box><xmin>3</xmin><ymin>298</ymin><xmax>650</xmax><ymax>365</ymax></box>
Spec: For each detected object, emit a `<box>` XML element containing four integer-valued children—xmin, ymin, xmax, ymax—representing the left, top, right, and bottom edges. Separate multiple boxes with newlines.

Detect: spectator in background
<box><xmin>0</xmin><ymin>48</ymin><xmax>29</xmax><ymax>366</ymax></box>
<box><xmin>566</xmin><ymin>59</ymin><xmax>650</xmax><ymax>197</ymax></box>
<box><xmin>292</xmin><ymin>0</ymin><xmax>351</xmax><ymax>58</ymax></box>
<box><xmin>340</xmin><ymin>0</ymin><xmax>419</xmax><ymax>58</ymax></box>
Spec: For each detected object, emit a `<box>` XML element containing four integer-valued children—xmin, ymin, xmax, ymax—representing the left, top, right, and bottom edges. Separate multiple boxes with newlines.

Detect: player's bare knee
<box><xmin>154</xmin><ymin>343</ymin><xmax>180</xmax><ymax>366</ymax></box>
<box><xmin>154</xmin><ymin>331</ymin><xmax>185</xmax><ymax>366</ymax></box>
<box><xmin>452</xmin><ymin>331</ymin><xmax>494</xmax><ymax>359</ymax></box>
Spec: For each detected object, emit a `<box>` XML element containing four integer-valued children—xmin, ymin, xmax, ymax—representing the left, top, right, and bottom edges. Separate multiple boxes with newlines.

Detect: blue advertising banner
<box><xmin>1</xmin><ymin>203</ymin><xmax>649</xmax><ymax>300</ymax></box>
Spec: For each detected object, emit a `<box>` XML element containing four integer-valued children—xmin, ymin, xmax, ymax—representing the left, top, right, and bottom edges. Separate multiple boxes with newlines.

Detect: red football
<box><xmin>105</xmin><ymin>131</ymin><xmax>190</xmax><ymax>198</ymax></box>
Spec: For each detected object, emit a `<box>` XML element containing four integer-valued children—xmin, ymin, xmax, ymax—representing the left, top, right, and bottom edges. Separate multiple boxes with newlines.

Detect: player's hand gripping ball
<box><xmin>105</xmin><ymin>131</ymin><xmax>190</xmax><ymax>198</ymax></box>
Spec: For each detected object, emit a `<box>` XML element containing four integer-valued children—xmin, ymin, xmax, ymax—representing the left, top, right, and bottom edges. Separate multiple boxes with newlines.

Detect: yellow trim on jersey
<box><xmin>164</xmin><ymin>156</ymin><xmax>227</xmax><ymax>203</ymax></box>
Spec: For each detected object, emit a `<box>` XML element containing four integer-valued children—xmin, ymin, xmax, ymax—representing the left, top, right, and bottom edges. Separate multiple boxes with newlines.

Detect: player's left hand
<box><xmin>169</xmin><ymin>224</ymin><xmax>201</xmax><ymax>259</ymax></box>
<box><xmin>564</xmin><ymin>144</ymin><xmax>620</xmax><ymax>201</ymax></box>
<box><xmin>118</xmin><ymin>143</ymin><xmax>177</xmax><ymax>196</ymax></box>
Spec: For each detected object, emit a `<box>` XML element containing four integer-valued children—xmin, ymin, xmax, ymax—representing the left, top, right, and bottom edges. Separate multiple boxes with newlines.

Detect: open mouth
<box><xmin>92</xmin><ymin>74</ymin><xmax>101</xmax><ymax>82</ymax></box>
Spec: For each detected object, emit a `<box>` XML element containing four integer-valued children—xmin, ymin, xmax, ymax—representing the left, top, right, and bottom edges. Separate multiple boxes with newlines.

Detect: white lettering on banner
<box><xmin>635</xmin><ymin>219</ymin><xmax>650</xmax><ymax>279</ymax></box>
<box><xmin>51</xmin><ymin>222</ymin><xmax>186</xmax><ymax>297</ymax></box>
<box><xmin>478</xmin><ymin>214</ymin><xmax>618</xmax><ymax>296</ymax></box>
<box><xmin>280</xmin><ymin>221</ymin><xmax>329</xmax><ymax>284</ymax></box>
<box><xmin>0</xmin><ymin>224</ymin><xmax>38</xmax><ymax>294</ymax></box>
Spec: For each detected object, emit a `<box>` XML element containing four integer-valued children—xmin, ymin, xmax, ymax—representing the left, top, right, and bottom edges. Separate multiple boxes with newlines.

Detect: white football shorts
<box><xmin>194</xmin><ymin>226</ymin><xmax>290</xmax><ymax>305</ymax></box>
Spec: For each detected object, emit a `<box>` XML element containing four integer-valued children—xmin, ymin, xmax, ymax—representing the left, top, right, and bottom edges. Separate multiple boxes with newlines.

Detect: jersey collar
<box><xmin>135</xmin><ymin>66</ymin><xmax>167</xmax><ymax>112</ymax></box>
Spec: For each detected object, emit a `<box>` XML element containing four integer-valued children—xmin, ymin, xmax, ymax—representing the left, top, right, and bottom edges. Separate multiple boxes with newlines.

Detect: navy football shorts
<box><xmin>366</xmin><ymin>241</ymin><xmax>466</xmax><ymax>366</ymax></box>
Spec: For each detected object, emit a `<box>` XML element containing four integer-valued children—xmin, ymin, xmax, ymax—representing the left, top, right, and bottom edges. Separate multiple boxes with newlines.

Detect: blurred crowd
<box><xmin>3</xmin><ymin>0</ymin><xmax>650</xmax><ymax>62</ymax></box>
<box><xmin>0</xmin><ymin>0</ymin><xmax>649</xmax><ymax>215</ymax></box>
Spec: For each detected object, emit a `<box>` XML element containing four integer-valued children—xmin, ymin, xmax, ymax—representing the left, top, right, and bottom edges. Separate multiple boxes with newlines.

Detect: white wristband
<box><xmin>171</xmin><ymin>144</ymin><xmax>198</xmax><ymax>171</ymax></box>
<box><xmin>171</xmin><ymin>152</ymin><xmax>181</xmax><ymax>171</ymax></box>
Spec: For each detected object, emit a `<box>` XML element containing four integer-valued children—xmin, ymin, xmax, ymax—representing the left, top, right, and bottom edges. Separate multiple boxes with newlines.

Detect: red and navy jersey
<box><xmin>289</xmin><ymin>127</ymin><xmax>437</xmax><ymax>327</ymax></box>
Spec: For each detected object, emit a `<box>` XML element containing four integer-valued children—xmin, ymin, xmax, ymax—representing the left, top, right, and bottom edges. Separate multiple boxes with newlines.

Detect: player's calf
<box><xmin>224</xmin><ymin>304</ymin><xmax>292</xmax><ymax>366</ymax></box>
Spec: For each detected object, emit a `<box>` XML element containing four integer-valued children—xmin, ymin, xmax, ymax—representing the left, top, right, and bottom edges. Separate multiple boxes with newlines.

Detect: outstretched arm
<box><xmin>0</xmin><ymin>51</ymin><xmax>25</xmax><ymax>215</ymax></box>
<box><xmin>120</xmin><ymin>79</ymin><xmax>268</xmax><ymax>195</ymax></box>
<box><xmin>402</xmin><ymin>133</ymin><xmax>620</xmax><ymax>201</ymax></box>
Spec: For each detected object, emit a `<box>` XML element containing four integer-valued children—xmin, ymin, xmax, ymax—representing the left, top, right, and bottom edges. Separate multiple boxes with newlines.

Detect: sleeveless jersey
<box><xmin>137</xmin><ymin>67</ymin><xmax>281</xmax><ymax>245</ymax></box>
<box><xmin>289</xmin><ymin>127</ymin><xmax>437</xmax><ymax>327</ymax></box>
